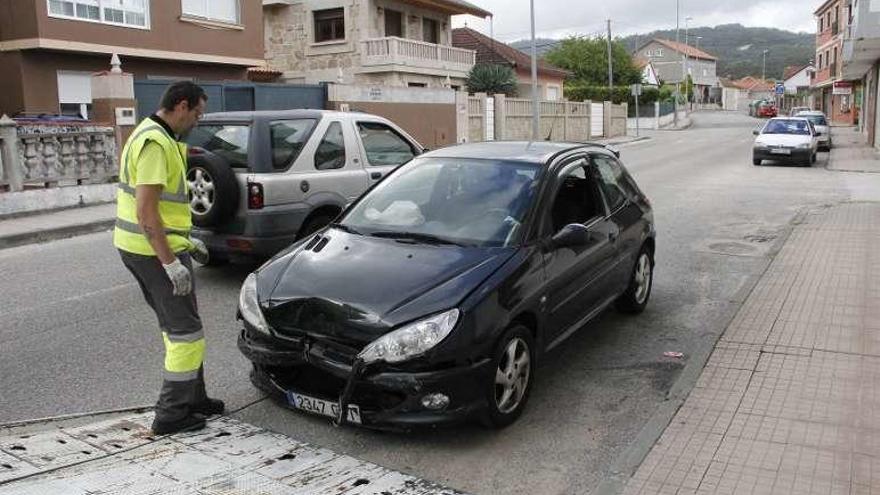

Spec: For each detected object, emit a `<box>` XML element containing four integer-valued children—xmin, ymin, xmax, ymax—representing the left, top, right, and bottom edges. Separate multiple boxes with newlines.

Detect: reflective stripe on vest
<box><xmin>115</xmin><ymin>218</ymin><xmax>191</xmax><ymax>239</ymax></box>
<box><xmin>117</xmin><ymin>182</ymin><xmax>189</xmax><ymax>204</ymax></box>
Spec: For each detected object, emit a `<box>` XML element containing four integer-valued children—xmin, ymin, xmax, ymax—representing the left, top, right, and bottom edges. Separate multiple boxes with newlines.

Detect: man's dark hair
<box><xmin>159</xmin><ymin>81</ymin><xmax>207</xmax><ymax>111</ymax></box>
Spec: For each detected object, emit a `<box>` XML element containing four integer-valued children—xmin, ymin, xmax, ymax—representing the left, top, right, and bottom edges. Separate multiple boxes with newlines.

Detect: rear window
<box><xmin>187</xmin><ymin>124</ymin><xmax>250</xmax><ymax>168</ymax></box>
<box><xmin>802</xmin><ymin>115</ymin><xmax>828</xmax><ymax>126</ymax></box>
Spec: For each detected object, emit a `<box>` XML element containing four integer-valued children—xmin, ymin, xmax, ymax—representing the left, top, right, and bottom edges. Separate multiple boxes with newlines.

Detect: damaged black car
<box><xmin>237</xmin><ymin>141</ymin><xmax>656</xmax><ymax>430</ymax></box>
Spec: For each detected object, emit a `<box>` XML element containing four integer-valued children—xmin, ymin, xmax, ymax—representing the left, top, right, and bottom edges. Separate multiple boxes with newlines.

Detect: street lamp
<box><xmin>529</xmin><ymin>0</ymin><xmax>538</xmax><ymax>140</ymax></box>
<box><xmin>684</xmin><ymin>16</ymin><xmax>692</xmax><ymax>102</ymax></box>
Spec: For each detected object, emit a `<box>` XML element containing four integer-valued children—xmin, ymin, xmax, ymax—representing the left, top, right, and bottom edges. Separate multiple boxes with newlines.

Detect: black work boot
<box><xmin>151</xmin><ymin>414</ymin><xmax>206</xmax><ymax>435</ymax></box>
<box><xmin>191</xmin><ymin>398</ymin><xmax>225</xmax><ymax>416</ymax></box>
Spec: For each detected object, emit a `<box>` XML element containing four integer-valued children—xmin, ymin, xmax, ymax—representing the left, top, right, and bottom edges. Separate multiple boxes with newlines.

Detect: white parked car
<box><xmin>789</xmin><ymin>106</ymin><xmax>811</xmax><ymax>117</ymax></box>
<box><xmin>752</xmin><ymin>117</ymin><xmax>819</xmax><ymax>167</ymax></box>
<box><xmin>795</xmin><ymin>111</ymin><xmax>832</xmax><ymax>150</ymax></box>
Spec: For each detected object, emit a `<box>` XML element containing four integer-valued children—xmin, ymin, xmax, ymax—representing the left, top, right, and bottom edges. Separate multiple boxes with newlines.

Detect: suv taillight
<box><xmin>248</xmin><ymin>183</ymin><xmax>264</xmax><ymax>210</ymax></box>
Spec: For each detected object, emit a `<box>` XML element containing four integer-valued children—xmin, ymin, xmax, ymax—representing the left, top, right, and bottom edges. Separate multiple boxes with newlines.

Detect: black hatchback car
<box><xmin>237</xmin><ymin>141</ymin><xmax>656</xmax><ymax>429</ymax></box>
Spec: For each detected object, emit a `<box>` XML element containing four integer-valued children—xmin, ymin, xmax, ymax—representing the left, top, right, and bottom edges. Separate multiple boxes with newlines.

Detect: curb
<box><xmin>591</xmin><ymin>207</ymin><xmax>808</xmax><ymax>495</ymax></box>
<box><xmin>0</xmin><ymin>219</ymin><xmax>115</xmax><ymax>250</ymax></box>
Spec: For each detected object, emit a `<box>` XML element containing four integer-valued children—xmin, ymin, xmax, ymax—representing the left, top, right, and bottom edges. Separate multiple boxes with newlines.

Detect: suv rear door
<box><xmin>353</xmin><ymin>119</ymin><xmax>421</xmax><ymax>184</ymax></box>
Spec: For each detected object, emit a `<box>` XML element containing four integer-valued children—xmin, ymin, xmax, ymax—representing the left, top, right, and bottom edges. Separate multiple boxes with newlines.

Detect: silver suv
<box><xmin>185</xmin><ymin>110</ymin><xmax>423</xmax><ymax>263</ymax></box>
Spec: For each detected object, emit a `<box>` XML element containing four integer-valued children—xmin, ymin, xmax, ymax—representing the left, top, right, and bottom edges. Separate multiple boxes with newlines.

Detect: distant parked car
<box><xmin>756</xmin><ymin>102</ymin><xmax>777</xmax><ymax>118</ymax></box>
<box><xmin>752</xmin><ymin>117</ymin><xmax>819</xmax><ymax>166</ymax></box>
<box><xmin>789</xmin><ymin>106</ymin><xmax>811</xmax><ymax>116</ymax></box>
<box><xmin>185</xmin><ymin>110</ymin><xmax>424</xmax><ymax>263</ymax></box>
<box><xmin>795</xmin><ymin>111</ymin><xmax>831</xmax><ymax>150</ymax></box>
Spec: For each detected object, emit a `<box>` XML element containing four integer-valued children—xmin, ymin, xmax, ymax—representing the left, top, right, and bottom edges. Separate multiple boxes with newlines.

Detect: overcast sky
<box><xmin>451</xmin><ymin>0</ymin><xmax>818</xmax><ymax>42</ymax></box>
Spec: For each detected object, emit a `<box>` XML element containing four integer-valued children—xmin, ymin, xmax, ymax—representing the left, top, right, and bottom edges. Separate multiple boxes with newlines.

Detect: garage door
<box><xmin>591</xmin><ymin>102</ymin><xmax>604</xmax><ymax>137</ymax></box>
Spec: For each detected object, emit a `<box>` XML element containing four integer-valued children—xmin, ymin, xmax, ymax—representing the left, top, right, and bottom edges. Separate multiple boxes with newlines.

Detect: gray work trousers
<box><xmin>119</xmin><ymin>250</ymin><xmax>208</xmax><ymax>424</ymax></box>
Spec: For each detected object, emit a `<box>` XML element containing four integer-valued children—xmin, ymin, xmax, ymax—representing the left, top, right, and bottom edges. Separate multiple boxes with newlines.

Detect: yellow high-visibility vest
<box><xmin>113</xmin><ymin>118</ymin><xmax>193</xmax><ymax>256</ymax></box>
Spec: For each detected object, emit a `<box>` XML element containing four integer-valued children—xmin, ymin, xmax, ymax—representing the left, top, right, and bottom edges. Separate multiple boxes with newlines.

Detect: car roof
<box><xmin>420</xmin><ymin>141</ymin><xmax>616</xmax><ymax>164</ymax></box>
<box><xmin>795</xmin><ymin>111</ymin><xmax>826</xmax><ymax>116</ymax></box>
<box><xmin>200</xmin><ymin>109</ymin><xmax>385</xmax><ymax>122</ymax></box>
<box><xmin>769</xmin><ymin>116</ymin><xmax>809</xmax><ymax>121</ymax></box>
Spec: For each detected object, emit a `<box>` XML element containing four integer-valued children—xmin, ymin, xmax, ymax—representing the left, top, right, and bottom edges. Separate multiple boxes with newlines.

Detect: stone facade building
<box><xmin>263</xmin><ymin>0</ymin><xmax>491</xmax><ymax>89</ymax></box>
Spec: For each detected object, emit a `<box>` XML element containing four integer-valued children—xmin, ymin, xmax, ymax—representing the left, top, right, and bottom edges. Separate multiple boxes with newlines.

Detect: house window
<box><xmin>57</xmin><ymin>71</ymin><xmax>93</xmax><ymax>119</ymax></box>
<box><xmin>423</xmin><ymin>18</ymin><xmax>439</xmax><ymax>44</ymax></box>
<box><xmin>408</xmin><ymin>82</ymin><xmax>427</xmax><ymax>88</ymax></box>
<box><xmin>644</xmin><ymin>50</ymin><xmax>652</xmax><ymax>57</ymax></box>
<box><xmin>819</xmin><ymin>17</ymin><xmax>823</xmax><ymax>32</ymax></box>
<box><xmin>702</xmin><ymin>68</ymin><xmax>708</xmax><ymax>77</ymax></box>
<box><xmin>655</xmin><ymin>48</ymin><xmax>663</xmax><ymax>57</ymax></box>
<box><xmin>546</xmin><ymin>85</ymin><xmax>560</xmax><ymax>101</ymax></box>
<box><xmin>181</xmin><ymin>0</ymin><xmax>239</xmax><ymax>24</ymax></box>
<box><xmin>48</xmin><ymin>0</ymin><xmax>149</xmax><ymax>28</ymax></box>
<box><xmin>384</xmin><ymin>9</ymin><xmax>402</xmax><ymax>37</ymax></box>
<box><xmin>314</xmin><ymin>8</ymin><xmax>345</xmax><ymax>42</ymax></box>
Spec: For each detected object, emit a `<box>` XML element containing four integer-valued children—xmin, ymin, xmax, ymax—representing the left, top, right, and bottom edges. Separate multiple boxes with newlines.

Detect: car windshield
<box><xmin>341</xmin><ymin>158</ymin><xmax>542</xmax><ymax>248</ymax></box>
<box><xmin>800</xmin><ymin>115</ymin><xmax>828</xmax><ymax>126</ymax></box>
<box><xmin>763</xmin><ymin>120</ymin><xmax>811</xmax><ymax>135</ymax></box>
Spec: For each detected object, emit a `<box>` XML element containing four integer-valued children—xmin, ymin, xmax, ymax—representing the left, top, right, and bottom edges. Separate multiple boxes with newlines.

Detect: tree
<box><xmin>545</xmin><ymin>36</ymin><xmax>641</xmax><ymax>87</ymax></box>
<box><xmin>466</xmin><ymin>64</ymin><xmax>518</xmax><ymax>96</ymax></box>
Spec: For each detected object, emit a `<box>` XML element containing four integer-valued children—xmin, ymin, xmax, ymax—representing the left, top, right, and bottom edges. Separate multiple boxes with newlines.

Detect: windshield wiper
<box><xmin>369</xmin><ymin>231</ymin><xmax>467</xmax><ymax>246</ymax></box>
<box><xmin>328</xmin><ymin>223</ymin><xmax>362</xmax><ymax>235</ymax></box>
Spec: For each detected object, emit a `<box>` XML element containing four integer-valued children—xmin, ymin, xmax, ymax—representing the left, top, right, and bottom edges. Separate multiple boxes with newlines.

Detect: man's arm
<box><xmin>136</xmin><ymin>185</ymin><xmax>176</xmax><ymax>265</ymax></box>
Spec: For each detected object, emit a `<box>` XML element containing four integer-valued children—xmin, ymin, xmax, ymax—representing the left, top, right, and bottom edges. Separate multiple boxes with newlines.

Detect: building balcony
<box><xmin>841</xmin><ymin>0</ymin><xmax>880</xmax><ymax>78</ymax></box>
<box><xmin>360</xmin><ymin>37</ymin><xmax>475</xmax><ymax>78</ymax></box>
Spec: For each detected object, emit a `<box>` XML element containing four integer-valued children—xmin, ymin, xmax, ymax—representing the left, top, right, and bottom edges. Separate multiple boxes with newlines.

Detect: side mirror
<box><xmin>548</xmin><ymin>223</ymin><xmax>592</xmax><ymax>250</ymax></box>
<box><xmin>815</xmin><ymin>131</ymin><xmax>823</xmax><ymax>136</ymax></box>
<box><xmin>752</xmin><ymin>130</ymin><xmax>760</xmax><ymax>136</ymax></box>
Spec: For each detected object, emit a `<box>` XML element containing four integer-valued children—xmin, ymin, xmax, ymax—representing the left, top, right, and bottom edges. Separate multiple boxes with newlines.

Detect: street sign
<box><xmin>775</xmin><ymin>83</ymin><xmax>785</xmax><ymax>95</ymax></box>
<box><xmin>833</xmin><ymin>81</ymin><xmax>853</xmax><ymax>95</ymax></box>
<box><xmin>631</xmin><ymin>84</ymin><xmax>642</xmax><ymax>96</ymax></box>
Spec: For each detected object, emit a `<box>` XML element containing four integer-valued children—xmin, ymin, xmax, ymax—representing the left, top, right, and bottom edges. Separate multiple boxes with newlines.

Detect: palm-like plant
<box><xmin>466</xmin><ymin>64</ymin><xmax>518</xmax><ymax>96</ymax></box>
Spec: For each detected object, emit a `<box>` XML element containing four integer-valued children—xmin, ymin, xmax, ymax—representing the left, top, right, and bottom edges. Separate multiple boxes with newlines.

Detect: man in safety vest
<box><xmin>115</xmin><ymin>81</ymin><xmax>223</xmax><ymax>435</ymax></box>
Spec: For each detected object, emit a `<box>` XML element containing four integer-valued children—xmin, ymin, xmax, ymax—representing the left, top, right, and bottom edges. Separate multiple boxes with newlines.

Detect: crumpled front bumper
<box><xmin>237</xmin><ymin>325</ymin><xmax>493</xmax><ymax>430</ymax></box>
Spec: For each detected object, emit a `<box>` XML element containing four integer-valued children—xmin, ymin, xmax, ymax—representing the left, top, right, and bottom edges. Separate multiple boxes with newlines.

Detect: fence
<box><xmin>0</xmin><ymin>117</ymin><xmax>117</xmax><ymax>192</ymax></box>
<box><xmin>467</xmin><ymin>95</ymin><xmax>599</xmax><ymax>142</ymax></box>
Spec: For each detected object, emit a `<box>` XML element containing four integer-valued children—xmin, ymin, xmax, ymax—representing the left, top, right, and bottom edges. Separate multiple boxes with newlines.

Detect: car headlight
<box><xmin>359</xmin><ymin>309</ymin><xmax>460</xmax><ymax>364</ymax></box>
<box><xmin>239</xmin><ymin>273</ymin><xmax>269</xmax><ymax>334</ymax></box>
<box><xmin>798</xmin><ymin>142</ymin><xmax>812</xmax><ymax>149</ymax></box>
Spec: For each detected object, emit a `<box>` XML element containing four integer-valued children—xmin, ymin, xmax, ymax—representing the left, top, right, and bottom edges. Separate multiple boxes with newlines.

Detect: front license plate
<box><xmin>286</xmin><ymin>391</ymin><xmax>362</xmax><ymax>424</ymax></box>
<box><xmin>770</xmin><ymin>148</ymin><xmax>791</xmax><ymax>155</ymax></box>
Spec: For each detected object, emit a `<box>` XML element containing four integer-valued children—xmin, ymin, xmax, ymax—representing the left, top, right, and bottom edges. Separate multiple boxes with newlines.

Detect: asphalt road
<box><xmin>2</xmin><ymin>111</ymin><xmax>877</xmax><ymax>494</ymax></box>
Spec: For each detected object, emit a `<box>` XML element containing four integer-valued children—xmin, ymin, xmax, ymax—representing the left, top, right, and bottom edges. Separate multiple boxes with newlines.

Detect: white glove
<box><xmin>190</xmin><ymin>238</ymin><xmax>210</xmax><ymax>265</ymax></box>
<box><xmin>163</xmin><ymin>258</ymin><xmax>192</xmax><ymax>296</ymax></box>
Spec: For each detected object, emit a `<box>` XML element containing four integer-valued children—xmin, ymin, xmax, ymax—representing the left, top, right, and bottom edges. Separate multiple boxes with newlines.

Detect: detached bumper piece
<box><xmin>238</xmin><ymin>326</ymin><xmax>492</xmax><ymax>430</ymax></box>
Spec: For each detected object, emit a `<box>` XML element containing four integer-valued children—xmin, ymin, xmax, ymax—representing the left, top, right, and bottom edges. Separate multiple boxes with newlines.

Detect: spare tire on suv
<box><xmin>187</xmin><ymin>150</ymin><xmax>240</xmax><ymax>228</ymax></box>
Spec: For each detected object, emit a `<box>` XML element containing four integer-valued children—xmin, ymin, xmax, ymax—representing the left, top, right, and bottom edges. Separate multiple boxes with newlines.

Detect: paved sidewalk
<box><xmin>621</xmin><ymin>202</ymin><xmax>880</xmax><ymax>495</ymax></box>
<box><xmin>0</xmin><ymin>203</ymin><xmax>115</xmax><ymax>249</ymax></box>
<box><xmin>827</xmin><ymin>128</ymin><xmax>880</xmax><ymax>174</ymax></box>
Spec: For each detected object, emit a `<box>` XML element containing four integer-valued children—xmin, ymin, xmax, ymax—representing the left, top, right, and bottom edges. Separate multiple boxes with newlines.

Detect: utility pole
<box><xmin>607</xmin><ymin>19</ymin><xmax>614</xmax><ymax>91</ymax></box>
<box><xmin>674</xmin><ymin>0</ymin><xmax>680</xmax><ymax>126</ymax></box>
<box><xmin>529</xmin><ymin>0</ymin><xmax>539</xmax><ymax>141</ymax></box>
<box><xmin>684</xmin><ymin>16</ymin><xmax>692</xmax><ymax>105</ymax></box>
<box><xmin>762</xmin><ymin>49</ymin><xmax>769</xmax><ymax>82</ymax></box>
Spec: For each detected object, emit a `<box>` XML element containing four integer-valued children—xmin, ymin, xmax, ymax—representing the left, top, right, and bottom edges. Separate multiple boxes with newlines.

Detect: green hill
<box><xmin>510</xmin><ymin>24</ymin><xmax>815</xmax><ymax>80</ymax></box>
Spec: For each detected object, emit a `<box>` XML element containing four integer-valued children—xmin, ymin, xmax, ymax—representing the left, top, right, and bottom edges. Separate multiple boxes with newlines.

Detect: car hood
<box><xmin>257</xmin><ymin>227</ymin><xmax>516</xmax><ymax>345</ymax></box>
<box><xmin>755</xmin><ymin>134</ymin><xmax>811</xmax><ymax>146</ymax></box>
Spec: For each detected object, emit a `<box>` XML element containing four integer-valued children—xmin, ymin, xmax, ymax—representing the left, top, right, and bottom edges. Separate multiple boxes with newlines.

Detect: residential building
<box><xmin>719</xmin><ymin>76</ymin><xmax>774</xmax><ymax>111</ymax></box>
<box><xmin>634</xmin><ymin>38</ymin><xmax>718</xmax><ymax>101</ymax></box>
<box><xmin>451</xmin><ymin>27</ymin><xmax>569</xmax><ymax>100</ymax></box>
<box><xmin>841</xmin><ymin>0</ymin><xmax>880</xmax><ymax>147</ymax></box>
<box><xmin>0</xmin><ymin>0</ymin><xmax>264</xmax><ymax>118</ymax></box>
<box><xmin>633</xmin><ymin>57</ymin><xmax>660</xmax><ymax>87</ymax></box>
<box><xmin>263</xmin><ymin>0</ymin><xmax>490</xmax><ymax>89</ymax></box>
<box><xmin>782</xmin><ymin>64</ymin><xmax>815</xmax><ymax>112</ymax></box>
<box><xmin>812</xmin><ymin>0</ymin><xmax>859</xmax><ymax>125</ymax></box>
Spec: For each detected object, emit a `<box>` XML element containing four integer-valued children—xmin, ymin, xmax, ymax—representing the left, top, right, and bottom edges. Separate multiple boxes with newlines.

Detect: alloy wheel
<box><xmin>494</xmin><ymin>337</ymin><xmax>531</xmax><ymax>414</ymax></box>
<box><xmin>187</xmin><ymin>167</ymin><xmax>215</xmax><ymax>215</ymax></box>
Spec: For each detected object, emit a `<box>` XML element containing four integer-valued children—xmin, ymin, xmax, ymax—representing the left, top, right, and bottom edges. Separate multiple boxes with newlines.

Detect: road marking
<box><xmin>0</xmin><ymin>284</ymin><xmax>134</xmax><ymax>319</ymax></box>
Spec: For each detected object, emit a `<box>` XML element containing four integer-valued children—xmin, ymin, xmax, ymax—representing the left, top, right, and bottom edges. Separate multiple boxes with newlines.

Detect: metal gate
<box><xmin>591</xmin><ymin>102</ymin><xmax>604</xmax><ymax>137</ymax></box>
<box><xmin>134</xmin><ymin>80</ymin><xmax>327</xmax><ymax>120</ymax></box>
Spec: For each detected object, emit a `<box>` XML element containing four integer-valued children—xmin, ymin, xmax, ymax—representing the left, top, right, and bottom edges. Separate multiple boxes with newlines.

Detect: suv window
<box><xmin>270</xmin><ymin>119</ymin><xmax>316</xmax><ymax>170</ymax></box>
<box><xmin>550</xmin><ymin>160</ymin><xmax>605</xmax><ymax>233</ymax></box>
<box><xmin>357</xmin><ymin>122</ymin><xmax>416</xmax><ymax>167</ymax></box>
<box><xmin>592</xmin><ymin>155</ymin><xmax>629</xmax><ymax>212</ymax></box>
<box><xmin>314</xmin><ymin>122</ymin><xmax>346</xmax><ymax>170</ymax></box>
<box><xmin>186</xmin><ymin>124</ymin><xmax>250</xmax><ymax>168</ymax></box>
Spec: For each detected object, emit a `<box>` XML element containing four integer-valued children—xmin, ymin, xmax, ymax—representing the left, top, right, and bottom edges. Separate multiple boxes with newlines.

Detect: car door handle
<box><xmin>370</xmin><ymin>172</ymin><xmax>383</xmax><ymax>180</ymax></box>
<box><xmin>609</xmin><ymin>229</ymin><xmax>620</xmax><ymax>242</ymax></box>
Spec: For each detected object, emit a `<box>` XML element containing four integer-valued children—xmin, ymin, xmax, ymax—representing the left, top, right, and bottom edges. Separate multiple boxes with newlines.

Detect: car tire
<box><xmin>188</xmin><ymin>153</ymin><xmax>239</xmax><ymax>228</ymax></box>
<box><xmin>296</xmin><ymin>212</ymin><xmax>336</xmax><ymax>240</ymax></box>
<box><xmin>482</xmin><ymin>325</ymin><xmax>535</xmax><ymax>429</ymax></box>
<box><xmin>752</xmin><ymin>157</ymin><xmax>762</xmax><ymax>166</ymax></box>
<box><xmin>616</xmin><ymin>245</ymin><xmax>654</xmax><ymax>314</ymax></box>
